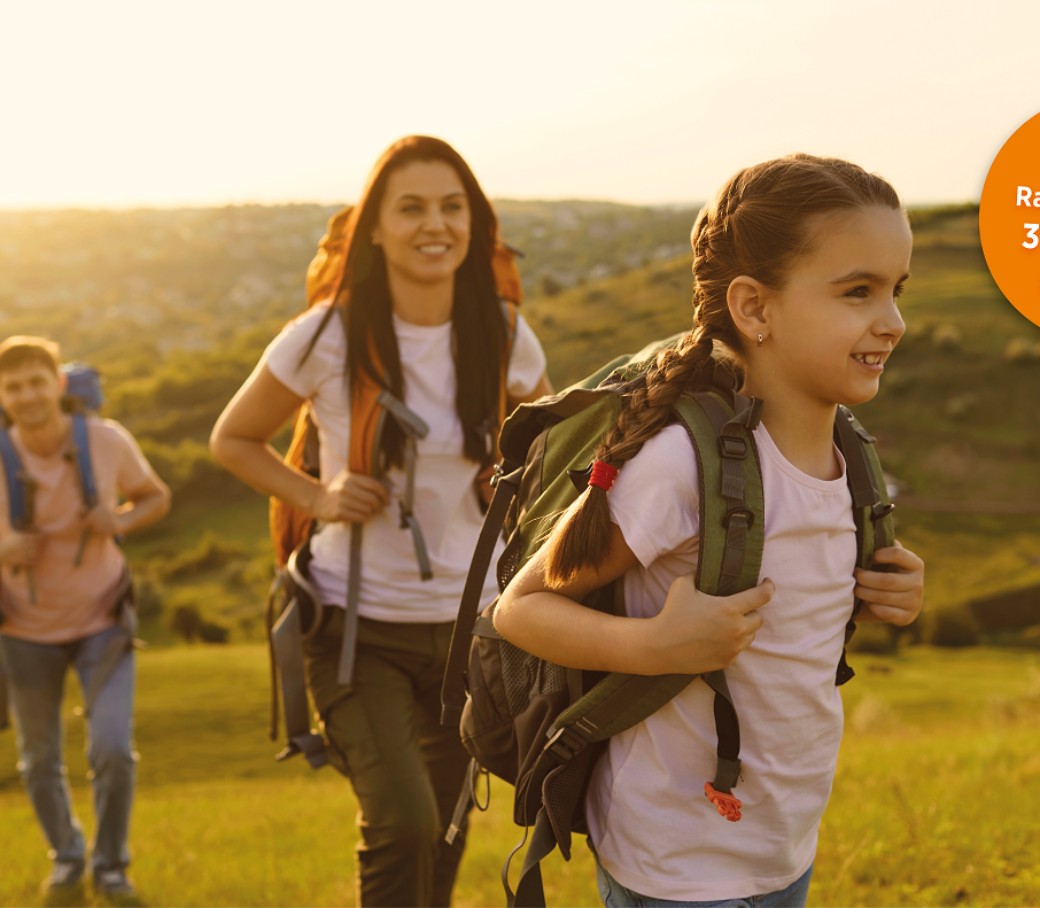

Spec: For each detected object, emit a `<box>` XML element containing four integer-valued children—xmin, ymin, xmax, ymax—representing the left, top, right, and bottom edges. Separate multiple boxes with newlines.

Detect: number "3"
<box><xmin>1024</xmin><ymin>223</ymin><xmax>1040</xmax><ymax>249</ymax></box>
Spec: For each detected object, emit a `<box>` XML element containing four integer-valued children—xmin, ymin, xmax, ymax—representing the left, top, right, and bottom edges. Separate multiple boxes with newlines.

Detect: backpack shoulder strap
<box><xmin>70</xmin><ymin>412</ymin><xmax>98</xmax><ymax>511</ymax></box>
<box><xmin>834</xmin><ymin>406</ymin><xmax>895</xmax><ymax>564</ymax></box>
<box><xmin>440</xmin><ymin>464</ymin><xmax>524</xmax><ymax>725</ymax></box>
<box><xmin>833</xmin><ymin>406</ymin><xmax>896</xmax><ymax>684</ymax></box>
<box><xmin>541</xmin><ymin>391</ymin><xmax>765</xmax><ymax>824</ymax></box>
<box><xmin>0</xmin><ymin>427</ymin><xmax>26</xmax><ymax>526</ymax></box>
<box><xmin>677</xmin><ymin>391</ymin><xmax>765</xmax><ymax>597</ymax></box>
<box><xmin>493</xmin><ymin>299</ymin><xmax>521</xmax><ymax>457</ymax></box>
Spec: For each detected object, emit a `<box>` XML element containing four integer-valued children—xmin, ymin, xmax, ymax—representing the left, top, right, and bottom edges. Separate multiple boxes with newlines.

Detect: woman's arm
<box><xmin>210</xmin><ymin>365</ymin><xmax>387</xmax><ymax>523</ymax></box>
<box><xmin>508</xmin><ymin>372</ymin><xmax>553</xmax><ymax>408</ymax></box>
<box><xmin>494</xmin><ymin>519</ymin><xmax>772</xmax><ymax>677</ymax></box>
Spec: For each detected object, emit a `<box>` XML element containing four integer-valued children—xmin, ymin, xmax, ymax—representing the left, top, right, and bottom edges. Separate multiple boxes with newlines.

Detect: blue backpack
<box><xmin>0</xmin><ymin>362</ymin><xmax>102</xmax><ymax>543</ymax></box>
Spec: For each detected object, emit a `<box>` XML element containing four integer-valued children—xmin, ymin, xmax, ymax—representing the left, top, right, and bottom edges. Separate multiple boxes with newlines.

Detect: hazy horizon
<box><xmin>2</xmin><ymin>0</ymin><xmax>1035</xmax><ymax>211</ymax></box>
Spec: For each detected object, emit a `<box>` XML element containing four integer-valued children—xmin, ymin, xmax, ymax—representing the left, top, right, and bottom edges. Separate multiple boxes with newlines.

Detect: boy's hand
<box><xmin>854</xmin><ymin>541</ymin><xmax>924</xmax><ymax>626</ymax></box>
<box><xmin>0</xmin><ymin>530</ymin><xmax>43</xmax><ymax>567</ymax></box>
<box><xmin>84</xmin><ymin>504</ymin><xmax>123</xmax><ymax>537</ymax></box>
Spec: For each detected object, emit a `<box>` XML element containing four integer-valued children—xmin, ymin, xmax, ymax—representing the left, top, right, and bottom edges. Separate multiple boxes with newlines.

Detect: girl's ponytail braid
<box><xmin>543</xmin><ymin>327</ymin><xmax>718</xmax><ymax>588</ymax></box>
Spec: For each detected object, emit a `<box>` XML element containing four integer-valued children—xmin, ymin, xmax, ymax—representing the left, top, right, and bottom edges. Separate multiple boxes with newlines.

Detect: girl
<box><xmin>493</xmin><ymin>154</ymin><xmax>924</xmax><ymax>908</ymax></box>
<box><xmin>210</xmin><ymin>136</ymin><xmax>551</xmax><ymax>907</ymax></box>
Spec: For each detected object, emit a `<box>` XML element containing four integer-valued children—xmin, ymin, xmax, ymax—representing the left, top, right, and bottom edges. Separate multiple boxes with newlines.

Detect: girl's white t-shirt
<box><xmin>261</xmin><ymin>302</ymin><xmax>547</xmax><ymax>623</ymax></box>
<box><xmin>586</xmin><ymin>421</ymin><xmax>857</xmax><ymax>901</ymax></box>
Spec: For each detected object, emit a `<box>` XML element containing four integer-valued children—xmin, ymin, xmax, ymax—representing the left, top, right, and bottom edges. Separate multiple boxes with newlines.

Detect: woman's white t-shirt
<box><xmin>261</xmin><ymin>302</ymin><xmax>547</xmax><ymax>623</ymax></box>
<box><xmin>586</xmin><ymin>421</ymin><xmax>857</xmax><ymax>901</ymax></box>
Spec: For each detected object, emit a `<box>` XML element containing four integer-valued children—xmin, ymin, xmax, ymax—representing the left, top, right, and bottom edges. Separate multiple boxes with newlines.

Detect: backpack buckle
<box><xmin>872</xmin><ymin>502</ymin><xmax>896</xmax><ymax>522</ymax></box>
<box><xmin>722</xmin><ymin>507</ymin><xmax>754</xmax><ymax>530</ymax></box>
<box><xmin>704</xmin><ymin>782</ymin><xmax>743</xmax><ymax>822</ymax></box>
<box><xmin>492</xmin><ymin>465</ymin><xmax>523</xmax><ymax>490</ymax></box>
<box><xmin>718</xmin><ymin>435</ymin><xmax>747</xmax><ymax>459</ymax></box>
<box><xmin>544</xmin><ymin>725</ymin><xmax>591</xmax><ymax>764</ymax></box>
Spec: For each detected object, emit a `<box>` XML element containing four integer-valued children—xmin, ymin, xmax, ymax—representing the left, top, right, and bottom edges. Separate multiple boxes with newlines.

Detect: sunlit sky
<box><xmin>1</xmin><ymin>0</ymin><xmax>1036</xmax><ymax>210</ymax></box>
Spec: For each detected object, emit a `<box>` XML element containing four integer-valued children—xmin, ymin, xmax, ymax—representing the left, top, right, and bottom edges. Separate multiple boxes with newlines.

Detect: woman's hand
<box><xmin>854</xmin><ymin>541</ymin><xmax>924</xmax><ymax>626</ymax></box>
<box><xmin>310</xmin><ymin>468</ymin><xmax>389</xmax><ymax>524</ymax></box>
<box><xmin>645</xmin><ymin>575</ymin><xmax>772</xmax><ymax>674</ymax></box>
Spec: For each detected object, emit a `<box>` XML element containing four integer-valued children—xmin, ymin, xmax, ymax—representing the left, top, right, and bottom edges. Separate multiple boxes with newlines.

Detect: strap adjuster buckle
<box><xmin>718</xmin><ymin>435</ymin><xmax>747</xmax><ymax>459</ymax></box>
<box><xmin>722</xmin><ymin>507</ymin><xmax>754</xmax><ymax>530</ymax></box>
<box><xmin>544</xmin><ymin>724</ymin><xmax>591</xmax><ymax>764</ymax></box>
<box><xmin>872</xmin><ymin>502</ymin><xmax>896</xmax><ymax>521</ymax></box>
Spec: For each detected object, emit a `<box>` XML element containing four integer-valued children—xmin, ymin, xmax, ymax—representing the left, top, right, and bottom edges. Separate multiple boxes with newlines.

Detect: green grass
<box><xmin>1</xmin><ymin>646</ymin><xmax>1038</xmax><ymax>907</ymax></box>
<box><xmin>884</xmin><ymin>510</ymin><xmax>1040</xmax><ymax>614</ymax></box>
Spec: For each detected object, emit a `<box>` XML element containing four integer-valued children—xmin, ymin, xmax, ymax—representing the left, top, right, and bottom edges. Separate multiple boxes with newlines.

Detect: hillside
<box><xmin>1</xmin><ymin>201</ymin><xmax>1038</xmax><ymax>639</ymax></box>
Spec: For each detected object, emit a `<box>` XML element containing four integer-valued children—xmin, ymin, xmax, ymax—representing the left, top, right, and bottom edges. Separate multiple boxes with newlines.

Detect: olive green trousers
<box><xmin>305</xmin><ymin>613</ymin><xmax>470</xmax><ymax>907</ymax></box>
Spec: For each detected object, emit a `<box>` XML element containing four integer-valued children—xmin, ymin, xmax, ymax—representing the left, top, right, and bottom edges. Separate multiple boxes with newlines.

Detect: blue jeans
<box><xmin>0</xmin><ymin>625</ymin><xmax>136</xmax><ymax>875</ymax></box>
<box><xmin>595</xmin><ymin>858</ymin><xmax>813</xmax><ymax>908</ymax></box>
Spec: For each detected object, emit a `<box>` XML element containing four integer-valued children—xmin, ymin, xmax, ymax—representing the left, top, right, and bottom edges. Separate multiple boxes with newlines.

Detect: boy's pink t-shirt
<box><xmin>0</xmin><ymin>417</ymin><xmax>156</xmax><ymax>644</ymax></box>
<box><xmin>586</xmin><ymin>422</ymin><xmax>856</xmax><ymax>902</ymax></box>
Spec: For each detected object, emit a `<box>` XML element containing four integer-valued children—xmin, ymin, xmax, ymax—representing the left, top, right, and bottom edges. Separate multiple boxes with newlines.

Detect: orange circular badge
<box><xmin>980</xmin><ymin>112</ymin><xmax>1040</xmax><ymax>328</ymax></box>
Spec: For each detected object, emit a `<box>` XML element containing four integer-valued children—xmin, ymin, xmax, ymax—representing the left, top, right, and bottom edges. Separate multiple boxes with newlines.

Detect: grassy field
<box><xmin>1</xmin><ymin>645</ymin><xmax>1038</xmax><ymax>907</ymax></box>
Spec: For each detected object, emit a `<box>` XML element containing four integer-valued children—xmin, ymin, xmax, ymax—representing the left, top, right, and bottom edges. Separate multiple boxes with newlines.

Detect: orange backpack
<box><xmin>269</xmin><ymin>205</ymin><xmax>523</xmax><ymax>566</ymax></box>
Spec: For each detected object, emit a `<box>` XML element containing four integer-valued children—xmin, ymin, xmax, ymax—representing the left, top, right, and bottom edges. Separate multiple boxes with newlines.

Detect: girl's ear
<box><xmin>727</xmin><ymin>276</ymin><xmax>769</xmax><ymax>348</ymax></box>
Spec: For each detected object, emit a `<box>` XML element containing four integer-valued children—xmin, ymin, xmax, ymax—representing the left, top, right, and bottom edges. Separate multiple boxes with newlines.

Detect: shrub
<box><xmin>132</xmin><ymin>573</ymin><xmax>166</xmax><ymax>624</ymax></box>
<box><xmin>944</xmin><ymin>393</ymin><xmax>977</xmax><ymax>420</ymax></box>
<box><xmin>158</xmin><ymin>531</ymin><xmax>250</xmax><ymax>581</ymax></box>
<box><xmin>968</xmin><ymin>584</ymin><xmax>1040</xmax><ymax>631</ymax></box>
<box><xmin>170</xmin><ymin>604</ymin><xmax>203</xmax><ymax>642</ymax></box>
<box><xmin>927</xmin><ymin>609</ymin><xmax>980</xmax><ymax>648</ymax></box>
<box><xmin>848</xmin><ymin>623</ymin><xmax>898</xmax><ymax>655</ymax></box>
<box><xmin>1004</xmin><ymin>337</ymin><xmax>1040</xmax><ymax>363</ymax></box>
<box><xmin>198</xmin><ymin>620</ymin><xmax>231</xmax><ymax>644</ymax></box>
<box><xmin>1018</xmin><ymin>625</ymin><xmax>1040</xmax><ymax>648</ymax></box>
<box><xmin>932</xmin><ymin>323</ymin><xmax>962</xmax><ymax>351</ymax></box>
<box><xmin>540</xmin><ymin>276</ymin><xmax>564</xmax><ymax>297</ymax></box>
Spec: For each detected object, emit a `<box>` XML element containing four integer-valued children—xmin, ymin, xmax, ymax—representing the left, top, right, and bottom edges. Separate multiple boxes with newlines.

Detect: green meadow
<box><xmin>1</xmin><ymin>645</ymin><xmax>1037</xmax><ymax>907</ymax></box>
<box><xmin>1</xmin><ymin>202</ymin><xmax>1039</xmax><ymax>906</ymax></box>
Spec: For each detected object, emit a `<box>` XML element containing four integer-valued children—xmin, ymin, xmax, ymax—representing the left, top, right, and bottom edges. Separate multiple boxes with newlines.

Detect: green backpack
<box><xmin>440</xmin><ymin>336</ymin><xmax>895</xmax><ymax>907</ymax></box>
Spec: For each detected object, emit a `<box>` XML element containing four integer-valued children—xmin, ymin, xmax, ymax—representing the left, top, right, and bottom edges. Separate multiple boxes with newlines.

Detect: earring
<box><xmin>757</xmin><ymin>333</ymin><xmax>764</xmax><ymax>347</ymax></box>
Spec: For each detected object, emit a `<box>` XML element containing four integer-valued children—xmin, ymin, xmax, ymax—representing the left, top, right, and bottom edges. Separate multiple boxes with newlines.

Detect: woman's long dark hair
<box><xmin>309</xmin><ymin>135</ymin><xmax>506</xmax><ymax>469</ymax></box>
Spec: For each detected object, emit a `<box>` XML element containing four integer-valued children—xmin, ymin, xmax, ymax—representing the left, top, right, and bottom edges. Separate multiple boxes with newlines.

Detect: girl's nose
<box><xmin>877</xmin><ymin>296</ymin><xmax>906</xmax><ymax>341</ymax></box>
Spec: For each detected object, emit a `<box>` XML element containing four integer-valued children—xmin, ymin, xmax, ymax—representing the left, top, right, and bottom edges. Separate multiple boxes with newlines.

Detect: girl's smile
<box><xmin>751</xmin><ymin>205</ymin><xmax>911</xmax><ymax>412</ymax></box>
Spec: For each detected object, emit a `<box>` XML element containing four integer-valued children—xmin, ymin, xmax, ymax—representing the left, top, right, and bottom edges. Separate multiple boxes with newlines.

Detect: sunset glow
<box><xmin>1</xmin><ymin>0</ymin><xmax>1035</xmax><ymax>209</ymax></box>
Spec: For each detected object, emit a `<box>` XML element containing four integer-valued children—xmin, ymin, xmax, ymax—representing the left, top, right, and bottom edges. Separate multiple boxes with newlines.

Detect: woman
<box><xmin>211</xmin><ymin>135</ymin><xmax>551</xmax><ymax>906</ymax></box>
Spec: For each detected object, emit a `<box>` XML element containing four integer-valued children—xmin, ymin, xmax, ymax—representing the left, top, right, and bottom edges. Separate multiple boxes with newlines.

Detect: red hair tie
<box><xmin>588</xmin><ymin>460</ymin><xmax>619</xmax><ymax>492</ymax></box>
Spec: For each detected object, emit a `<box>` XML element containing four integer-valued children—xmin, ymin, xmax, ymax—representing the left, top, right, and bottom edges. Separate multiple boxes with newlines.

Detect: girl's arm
<box><xmin>853</xmin><ymin>541</ymin><xmax>925</xmax><ymax>626</ymax></box>
<box><xmin>494</xmin><ymin>520</ymin><xmax>772</xmax><ymax>677</ymax></box>
<box><xmin>210</xmin><ymin>365</ymin><xmax>388</xmax><ymax>523</ymax></box>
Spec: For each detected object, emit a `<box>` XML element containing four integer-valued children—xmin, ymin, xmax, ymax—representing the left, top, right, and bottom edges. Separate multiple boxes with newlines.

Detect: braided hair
<box><xmin>543</xmin><ymin>154</ymin><xmax>902</xmax><ymax>587</ymax></box>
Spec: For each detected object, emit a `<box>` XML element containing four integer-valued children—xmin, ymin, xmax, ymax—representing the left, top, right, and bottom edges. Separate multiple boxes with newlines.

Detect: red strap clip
<box><xmin>704</xmin><ymin>782</ymin><xmax>742</xmax><ymax>822</ymax></box>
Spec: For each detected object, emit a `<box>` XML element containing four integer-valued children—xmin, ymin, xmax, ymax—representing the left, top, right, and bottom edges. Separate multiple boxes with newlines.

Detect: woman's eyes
<box><xmin>397</xmin><ymin>201</ymin><xmax>466</xmax><ymax>215</ymax></box>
